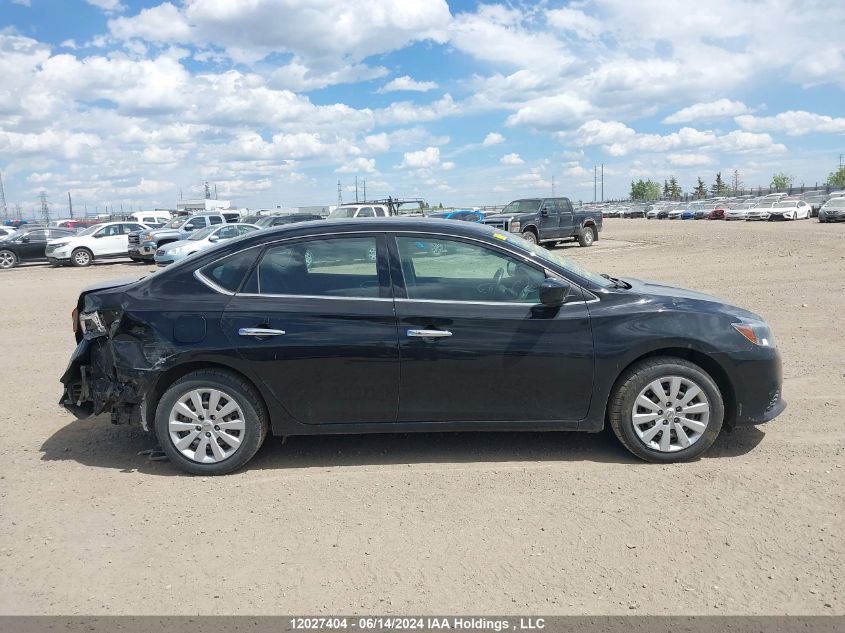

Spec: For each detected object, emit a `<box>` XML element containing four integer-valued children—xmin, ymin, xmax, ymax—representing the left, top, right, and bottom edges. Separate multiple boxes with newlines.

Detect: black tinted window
<box><xmin>209</xmin><ymin>216</ymin><xmax>223</xmax><ymax>225</ymax></box>
<box><xmin>396</xmin><ymin>236</ymin><xmax>544</xmax><ymax>303</ymax></box>
<box><xmin>251</xmin><ymin>237</ymin><xmax>379</xmax><ymax>297</ymax></box>
<box><xmin>26</xmin><ymin>230</ymin><xmax>48</xmax><ymax>241</ymax></box>
<box><xmin>200</xmin><ymin>248</ymin><xmax>258</xmax><ymax>293</ymax></box>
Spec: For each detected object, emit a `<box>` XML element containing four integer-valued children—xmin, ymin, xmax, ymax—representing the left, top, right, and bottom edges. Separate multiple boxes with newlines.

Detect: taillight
<box><xmin>72</xmin><ymin>307</ymin><xmax>78</xmax><ymax>333</ymax></box>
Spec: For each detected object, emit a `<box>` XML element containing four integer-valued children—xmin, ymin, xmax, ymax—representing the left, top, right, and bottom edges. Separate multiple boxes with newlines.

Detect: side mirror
<box><xmin>208</xmin><ymin>234</ymin><xmax>219</xmax><ymax>242</ymax></box>
<box><xmin>540</xmin><ymin>207</ymin><xmax>550</xmax><ymax>217</ymax></box>
<box><xmin>539</xmin><ymin>278</ymin><xmax>570</xmax><ymax>307</ymax></box>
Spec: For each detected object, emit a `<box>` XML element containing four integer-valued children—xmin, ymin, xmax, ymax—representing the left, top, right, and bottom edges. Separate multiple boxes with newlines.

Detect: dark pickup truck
<box><xmin>482</xmin><ymin>197</ymin><xmax>602</xmax><ymax>247</ymax></box>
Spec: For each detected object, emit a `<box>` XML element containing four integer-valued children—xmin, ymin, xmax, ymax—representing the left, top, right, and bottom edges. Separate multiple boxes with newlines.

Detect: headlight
<box><xmin>732</xmin><ymin>319</ymin><xmax>775</xmax><ymax>347</ymax></box>
<box><xmin>79</xmin><ymin>310</ymin><xmax>107</xmax><ymax>337</ymax></box>
<box><xmin>141</xmin><ymin>233</ymin><xmax>154</xmax><ymax>241</ymax></box>
<box><xmin>509</xmin><ymin>220</ymin><xmax>521</xmax><ymax>232</ymax></box>
<box><xmin>51</xmin><ymin>241</ymin><xmax>69</xmax><ymax>248</ymax></box>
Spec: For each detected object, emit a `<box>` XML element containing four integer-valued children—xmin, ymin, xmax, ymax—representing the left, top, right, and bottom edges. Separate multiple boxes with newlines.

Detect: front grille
<box><xmin>482</xmin><ymin>219</ymin><xmax>509</xmax><ymax>230</ymax></box>
<box><xmin>128</xmin><ymin>234</ymin><xmax>140</xmax><ymax>246</ymax></box>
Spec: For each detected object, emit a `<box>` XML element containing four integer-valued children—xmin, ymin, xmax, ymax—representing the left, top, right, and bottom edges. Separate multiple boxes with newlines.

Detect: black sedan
<box><xmin>60</xmin><ymin>219</ymin><xmax>785</xmax><ymax>474</ymax></box>
<box><xmin>0</xmin><ymin>227</ymin><xmax>77</xmax><ymax>269</ymax></box>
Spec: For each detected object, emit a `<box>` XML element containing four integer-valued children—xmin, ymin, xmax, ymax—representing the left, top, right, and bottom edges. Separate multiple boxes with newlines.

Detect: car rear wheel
<box><xmin>0</xmin><ymin>249</ymin><xmax>17</xmax><ymax>269</ymax></box>
<box><xmin>155</xmin><ymin>369</ymin><xmax>269</xmax><ymax>475</ymax></box>
<box><xmin>71</xmin><ymin>248</ymin><xmax>93</xmax><ymax>267</ymax></box>
<box><xmin>608</xmin><ymin>357</ymin><xmax>724</xmax><ymax>463</ymax></box>
<box><xmin>577</xmin><ymin>226</ymin><xmax>596</xmax><ymax>247</ymax></box>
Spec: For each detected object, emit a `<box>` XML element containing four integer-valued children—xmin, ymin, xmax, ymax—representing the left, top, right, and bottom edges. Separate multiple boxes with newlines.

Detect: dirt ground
<box><xmin>0</xmin><ymin>218</ymin><xmax>842</xmax><ymax>615</ymax></box>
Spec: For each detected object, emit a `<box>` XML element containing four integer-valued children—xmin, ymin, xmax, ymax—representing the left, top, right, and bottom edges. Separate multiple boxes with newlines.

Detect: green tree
<box><xmin>663</xmin><ymin>179</ymin><xmax>670</xmax><ymax>197</ymax></box>
<box><xmin>731</xmin><ymin>169</ymin><xmax>743</xmax><ymax>194</ymax></box>
<box><xmin>693</xmin><ymin>177</ymin><xmax>708</xmax><ymax>198</ymax></box>
<box><xmin>668</xmin><ymin>176</ymin><xmax>682</xmax><ymax>199</ymax></box>
<box><xmin>827</xmin><ymin>166</ymin><xmax>845</xmax><ymax>189</ymax></box>
<box><xmin>711</xmin><ymin>171</ymin><xmax>730</xmax><ymax>196</ymax></box>
<box><xmin>771</xmin><ymin>172</ymin><xmax>793</xmax><ymax>191</ymax></box>
<box><xmin>629</xmin><ymin>178</ymin><xmax>662</xmax><ymax>201</ymax></box>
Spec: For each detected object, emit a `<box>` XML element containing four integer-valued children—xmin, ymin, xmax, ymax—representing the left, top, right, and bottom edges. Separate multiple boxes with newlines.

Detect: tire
<box><xmin>521</xmin><ymin>229</ymin><xmax>538</xmax><ymax>245</ymax></box>
<box><xmin>577</xmin><ymin>225</ymin><xmax>596</xmax><ymax>247</ymax></box>
<box><xmin>607</xmin><ymin>357</ymin><xmax>724</xmax><ymax>463</ymax></box>
<box><xmin>543</xmin><ymin>241</ymin><xmax>559</xmax><ymax>250</ymax></box>
<box><xmin>71</xmin><ymin>248</ymin><xmax>93</xmax><ymax>267</ymax></box>
<box><xmin>154</xmin><ymin>369</ymin><xmax>269</xmax><ymax>475</ymax></box>
<box><xmin>0</xmin><ymin>249</ymin><xmax>17</xmax><ymax>270</ymax></box>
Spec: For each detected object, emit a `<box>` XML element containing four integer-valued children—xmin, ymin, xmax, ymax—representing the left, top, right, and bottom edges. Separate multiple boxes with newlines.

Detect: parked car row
<box><xmin>598</xmin><ymin>190</ymin><xmax>845</xmax><ymax>222</ymax></box>
<box><xmin>0</xmin><ymin>198</ymin><xmax>541</xmax><ymax>270</ymax></box>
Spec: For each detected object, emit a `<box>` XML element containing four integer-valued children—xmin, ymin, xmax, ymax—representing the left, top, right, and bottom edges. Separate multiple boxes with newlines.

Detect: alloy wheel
<box><xmin>630</xmin><ymin>376</ymin><xmax>710</xmax><ymax>452</ymax></box>
<box><xmin>168</xmin><ymin>388</ymin><xmax>246</xmax><ymax>464</ymax></box>
<box><xmin>0</xmin><ymin>251</ymin><xmax>15</xmax><ymax>269</ymax></box>
<box><xmin>73</xmin><ymin>250</ymin><xmax>91</xmax><ymax>266</ymax></box>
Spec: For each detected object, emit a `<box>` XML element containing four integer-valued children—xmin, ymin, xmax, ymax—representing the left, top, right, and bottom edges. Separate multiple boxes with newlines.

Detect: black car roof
<box><xmin>259</xmin><ymin>217</ymin><xmax>498</xmax><ymax>239</ymax></box>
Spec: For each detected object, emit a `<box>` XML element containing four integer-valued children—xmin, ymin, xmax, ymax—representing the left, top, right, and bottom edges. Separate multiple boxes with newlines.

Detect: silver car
<box><xmin>154</xmin><ymin>223</ymin><xmax>259</xmax><ymax>266</ymax></box>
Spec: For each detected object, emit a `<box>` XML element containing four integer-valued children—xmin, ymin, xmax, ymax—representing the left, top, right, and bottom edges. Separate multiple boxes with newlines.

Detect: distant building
<box><xmin>176</xmin><ymin>199</ymin><xmax>231</xmax><ymax>214</ymax></box>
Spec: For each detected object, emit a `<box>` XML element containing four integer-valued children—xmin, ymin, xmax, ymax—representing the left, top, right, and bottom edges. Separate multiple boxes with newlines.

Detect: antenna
<box><xmin>0</xmin><ymin>171</ymin><xmax>7</xmax><ymax>220</ymax></box>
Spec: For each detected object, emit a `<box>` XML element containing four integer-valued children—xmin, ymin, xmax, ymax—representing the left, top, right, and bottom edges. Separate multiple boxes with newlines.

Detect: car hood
<box><xmin>159</xmin><ymin>238</ymin><xmax>195</xmax><ymax>253</ymax></box>
<box><xmin>81</xmin><ymin>275</ymin><xmax>148</xmax><ymax>295</ymax></box>
<box><xmin>483</xmin><ymin>211</ymin><xmax>538</xmax><ymax>220</ymax></box>
<box><xmin>621</xmin><ymin>277</ymin><xmax>760</xmax><ymax>320</ymax></box>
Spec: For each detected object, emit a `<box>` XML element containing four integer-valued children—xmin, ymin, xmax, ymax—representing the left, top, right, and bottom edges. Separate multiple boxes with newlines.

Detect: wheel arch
<box><xmin>521</xmin><ymin>224</ymin><xmax>539</xmax><ymax>236</ymax></box>
<box><xmin>143</xmin><ymin>360</ymin><xmax>270</xmax><ymax>430</ymax></box>
<box><xmin>603</xmin><ymin>346</ymin><xmax>736</xmax><ymax>428</ymax></box>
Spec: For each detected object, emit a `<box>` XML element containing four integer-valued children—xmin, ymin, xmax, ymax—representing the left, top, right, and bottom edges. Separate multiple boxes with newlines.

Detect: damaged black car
<box><xmin>61</xmin><ymin>218</ymin><xmax>785</xmax><ymax>475</ymax></box>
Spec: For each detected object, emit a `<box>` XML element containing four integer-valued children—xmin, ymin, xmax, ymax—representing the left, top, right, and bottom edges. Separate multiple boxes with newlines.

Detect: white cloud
<box><xmin>663</xmin><ymin>99</ymin><xmax>751</xmax><ymax>124</ymax></box>
<box><xmin>271</xmin><ymin>60</ymin><xmax>387</xmax><ymax>92</ymax></box>
<box><xmin>86</xmin><ymin>0</ymin><xmax>126</xmax><ymax>12</ymax></box>
<box><xmin>11</xmin><ymin>0</ymin><xmax>31</xmax><ymax>6</ymax></box>
<box><xmin>546</xmin><ymin>7</ymin><xmax>604</xmax><ymax>39</ymax></box>
<box><xmin>376</xmin><ymin>94</ymin><xmax>459</xmax><ymax>125</ymax></box>
<box><xmin>482</xmin><ymin>132</ymin><xmax>505</xmax><ymax>146</ymax></box>
<box><xmin>400</xmin><ymin>147</ymin><xmax>442</xmax><ymax>170</ymax></box>
<box><xmin>735</xmin><ymin>111</ymin><xmax>845</xmax><ymax>136</ymax></box>
<box><xmin>335</xmin><ymin>157</ymin><xmax>378</xmax><ymax>174</ymax></box>
<box><xmin>500</xmin><ymin>153</ymin><xmax>524</xmax><ymax>165</ymax></box>
<box><xmin>378</xmin><ymin>75</ymin><xmax>438</xmax><ymax>93</ymax></box>
<box><xmin>505</xmin><ymin>93</ymin><xmax>593</xmax><ymax>129</ymax></box>
<box><xmin>109</xmin><ymin>3</ymin><xmax>191</xmax><ymax>42</ymax></box>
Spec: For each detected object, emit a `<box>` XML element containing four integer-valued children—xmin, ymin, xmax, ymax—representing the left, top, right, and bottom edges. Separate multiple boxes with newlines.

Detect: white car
<box><xmin>766</xmin><ymin>199</ymin><xmax>811</xmax><ymax>220</ymax></box>
<box><xmin>725</xmin><ymin>202</ymin><xmax>753</xmax><ymax>220</ymax></box>
<box><xmin>745</xmin><ymin>202</ymin><xmax>775</xmax><ymax>221</ymax></box>
<box><xmin>46</xmin><ymin>221</ymin><xmax>151</xmax><ymax>267</ymax></box>
<box><xmin>0</xmin><ymin>226</ymin><xmax>19</xmax><ymax>240</ymax></box>
<box><xmin>154</xmin><ymin>223</ymin><xmax>259</xmax><ymax>266</ymax></box>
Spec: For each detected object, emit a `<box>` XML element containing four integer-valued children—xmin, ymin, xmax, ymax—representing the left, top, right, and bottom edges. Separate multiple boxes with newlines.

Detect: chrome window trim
<box><xmin>235</xmin><ymin>292</ymin><xmax>392</xmax><ymax>302</ymax></box>
<box><xmin>193</xmin><ymin>228</ymin><xmax>600</xmax><ymax>300</ymax></box>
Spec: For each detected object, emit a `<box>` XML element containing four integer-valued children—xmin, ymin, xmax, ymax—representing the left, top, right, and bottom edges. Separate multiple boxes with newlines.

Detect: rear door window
<box><xmin>356</xmin><ymin>207</ymin><xmax>375</xmax><ymax>218</ymax></box>
<box><xmin>248</xmin><ymin>236</ymin><xmax>381</xmax><ymax>298</ymax></box>
<box><xmin>199</xmin><ymin>248</ymin><xmax>259</xmax><ymax>293</ymax></box>
<box><xmin>209</xmin><ymin>216</ymin><xmax>223</xmax><ymax>225</ymax></box>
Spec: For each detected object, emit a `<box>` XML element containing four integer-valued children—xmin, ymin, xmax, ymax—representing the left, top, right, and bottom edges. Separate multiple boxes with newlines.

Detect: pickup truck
<box><xmin>481</xmin><ymin>197</ymin><xmax>602</xmax><ymax>247</ymax></box>
<box><xmin>128</xmin><ymin>213</ymin><xmax>228</xmax><ymax>262</ymax></box>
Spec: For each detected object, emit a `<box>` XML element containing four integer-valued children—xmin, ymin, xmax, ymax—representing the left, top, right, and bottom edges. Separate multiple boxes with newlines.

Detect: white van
<box><xmin>130</xmin><ymin>211</ymin><xmax>171</xmax><ymax>226</ymax></box>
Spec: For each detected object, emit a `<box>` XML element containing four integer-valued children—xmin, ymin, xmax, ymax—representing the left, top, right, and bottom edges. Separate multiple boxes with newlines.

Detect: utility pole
<box><xmin>15</xmin><ymin>203</ymin><xmax>22</xmax><ymax>221</ymax></box>
<box><xmin>594</xmin><ymin>166</ymin><xmax>597</xmax><ymax>202</ymax></box>
<box><xmin>551</xmin><ymin>176</ymin><xmax>555</xmax><ymax>197</ymax></box>
<box><xmin>601</xmin><ymin>163</ymin><xmax>604</xmax><ymax>202</ymax></box>
<box><xmin>68</xmin><ymin>192</ymin><xmax>74</xmax><ymax>219</ymax></box>
<box><xmin>39</xmin><ymin>191</ymin><xmax>50</xmax><ymax>223</ymax></box>
<box><xmin>204</xmin><ymin>181</ymin><xmax>211</xmax><ymax>200</ymax></box>
<box><xmin>0</xmin><ymin>171</ymin><xmax>7</xmax><ymax>220</ymax></box>
<box><xmin>337</xmin><ymin>180</ymin><xmax>342</xmax><ymax>205</ymax></box>
<box><xmin>362</xmin><ymin>179</ymin><xmax>367</xmax><ymax>201</ymax></box>
<box><xmin>214</xmin><ymin>184</ymin><xmax>218</xmax><ymax>200</ymax></box>
<box><xmin>355</xmin><ymin>176</ymin><xmax>359</xmax><ymax>203</ymax></box>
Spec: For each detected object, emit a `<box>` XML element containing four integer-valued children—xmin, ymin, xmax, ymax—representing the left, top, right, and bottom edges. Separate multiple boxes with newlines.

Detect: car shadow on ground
<box><xmin>40</xmin><ymin>415</ymin><xmax>766</xmax><ymax>476</ymax></box>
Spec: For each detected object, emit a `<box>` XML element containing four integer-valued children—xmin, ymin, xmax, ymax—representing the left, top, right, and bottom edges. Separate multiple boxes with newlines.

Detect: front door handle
<box><xmin>238</xmin><ymin>327</ymin><xmax>286</xmax><ymax>337</ymax></box>
<box><xmin>407</xmin><ymin>329</ymin><xmax>452</xmax><ymax>339</ymax></box>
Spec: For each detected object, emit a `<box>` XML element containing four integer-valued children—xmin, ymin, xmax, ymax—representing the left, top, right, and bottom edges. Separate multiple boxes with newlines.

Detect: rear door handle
<box><xmin>238</xmin><ymin>327</ymin><xmax>286</xmax><ymax>337</ymax></box>
<box><xmin>407</xmin><ymin>329</ymin><xmax>452</xmax><ymax>339</ymax></box>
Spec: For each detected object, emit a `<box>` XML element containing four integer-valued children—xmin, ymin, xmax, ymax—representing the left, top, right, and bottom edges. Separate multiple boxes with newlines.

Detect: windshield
<box><xmin>165</xmin><ymin>217</ymin><xmax>188</xmax><ymax>228</ymax></box>
<box><xmin>501</xmin><ymin>230</ymin><xmax>615</xmax><ymax>288</ymax></box>
<box><xmin>503</xmin><ymin>199</ymin><xmax>542</xmax><ymax>214</ymax></box>
<box><xmin>256</xmin><ymin>216</ymin><xmax>284</xmax><ymax>227</ymax></box>
<box><xmin>752</xmin><ymin>202</ymin><xmax>774</xmax><ymax>209</ymax></box>
<box><xmin>189</xmin><ymin>225</ymin><xmax>218</xmax><ymax>240</ymax></box>
<box><xmin>329</xmin><ymin>207</ymin><xmax>358</xmax><ymax>219</ymax></box>
<box><xmin>77</xmin><ymin>224</ymin><xmax>104</xmax><ymax>236</ymax></box>
<box><xmin>1</xmin><ymin>229</ymin><xmax>24</xmax><ymax>241</ymax></box>
<box><xmin>825</xmin><ymin>197</ymin><xmax>845</xmax><ymax>208</ymax></box>
<box><xmin>774</xmin><ymin>201</ymin><xmax>798</xmax><ymax>208</ymax></box>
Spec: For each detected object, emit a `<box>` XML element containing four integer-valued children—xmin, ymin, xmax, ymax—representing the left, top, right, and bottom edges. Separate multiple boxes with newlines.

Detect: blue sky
<box><xmin>1</xmin><ymin>0</ymin><xmax>844</xmax><ymax>215</ymax></box>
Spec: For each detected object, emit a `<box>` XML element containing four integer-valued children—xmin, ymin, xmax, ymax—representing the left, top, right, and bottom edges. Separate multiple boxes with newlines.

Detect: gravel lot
<box><xmin>0</xmin><ymin>218</ymin><xmax>842</xmax><ymax>615</ymax></box>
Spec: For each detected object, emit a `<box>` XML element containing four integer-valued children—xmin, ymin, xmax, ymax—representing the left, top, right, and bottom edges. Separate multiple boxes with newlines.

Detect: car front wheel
<box><xmin>608</xmin><ymin>357</ymin><xmax>724</xmax><ymax>462</ymax></box>
<box><xmin>155</xmin><ymin>369</ymin><xmax>269</xmax><ymax>475</ymax></box>
<box><xmin>521</xmin><ymin>230</ymin><xmax>538</xmax><ymax>245</ymax></box>
<box><xmin>577</xmin><ymin>226</ymin><xmax>596</xmax><ymax>247</ymax></box>
<box><xmin>71</xmin><ymin>248</ymin><xmax>93</xmax><ymax>267</ymax></box>
<box><xmin>0</xmin><ymin>249</ymin><xmax>17</xmax><ymax>269</ymax></box>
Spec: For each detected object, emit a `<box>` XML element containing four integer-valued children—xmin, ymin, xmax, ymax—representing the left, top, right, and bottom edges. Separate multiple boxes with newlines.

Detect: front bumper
<box><xmin>128</xmin><ymin>242</ymin><xmax>157</xmax><ymax>259</ymax></box>
<box><xmin>820</xmin><ymin>210</ymin><xmax>845</xmax><ymax>221</ymax></box>
<box><xmin>713</xmin><ymin>347</ymin><xmax>786</xmax><ymax>427</ymax></box>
